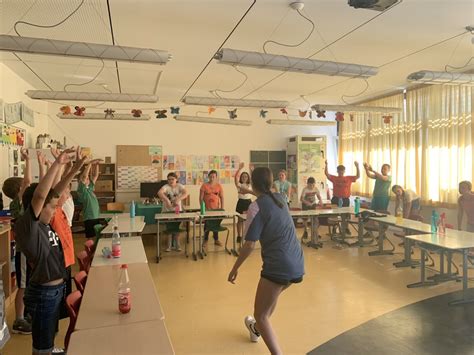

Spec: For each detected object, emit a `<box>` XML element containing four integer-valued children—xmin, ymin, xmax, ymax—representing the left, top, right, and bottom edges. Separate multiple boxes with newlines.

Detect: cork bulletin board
<box><xmin>116</xmin><ymin>145</ymin><xmax>162</xmax><ymax>191</ymax></box>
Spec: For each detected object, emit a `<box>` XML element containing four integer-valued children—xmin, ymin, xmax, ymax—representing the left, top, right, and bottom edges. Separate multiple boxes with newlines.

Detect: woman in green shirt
<box><xmin>363</xmin><ymin>163</ymin><xmax>391</xmax><ymax>212</ymax></box>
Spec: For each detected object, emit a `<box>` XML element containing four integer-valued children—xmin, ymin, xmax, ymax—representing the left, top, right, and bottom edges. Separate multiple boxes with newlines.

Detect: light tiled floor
<box><xmin>4</xmin><ymin>228</ymin><xmax>470</xmax><ymax>354</ymax></box>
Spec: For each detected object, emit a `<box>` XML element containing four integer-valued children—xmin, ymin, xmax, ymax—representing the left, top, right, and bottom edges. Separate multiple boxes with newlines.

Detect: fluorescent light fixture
<box><xmin>182</xmin><ymin>96</ymin><xmax>288</xmax><ymax>108</ymax></box>
<box><xmin>26</xmin><ymin>90</ymin><xmax>158</xmax><ymax>103</ymax></box>
<box><xmin>311</xmin><ymin>104</ymin><xmax>402</xmax><ymax>113</ymax></box>
<box><xmin>214</xmin><ymin>48</ymin><xmax>378</xmax><ymax>78</ymax></box>
<box><xmin>57</xmin><ymin>113</ymin><xmax>150</xmax><ymax>120</ymax></box>
<box><xmin>0</xmin><ymin>34</ymin><xmax>171</xmax><ymax>64</ymax></box>
<box><xmin>174</xmin><ymin>115</ymin><xmax>252</xmax><ymax>126</ymax></box>
<box><xmin>266</xmin><ymin>119</ymin><xmax>336</xmax><ymax>126</ymax></box>
<box><xmin>407</xmin><ymin>70</ymin><xmax>474</xmax><ymax>86</ymax></box>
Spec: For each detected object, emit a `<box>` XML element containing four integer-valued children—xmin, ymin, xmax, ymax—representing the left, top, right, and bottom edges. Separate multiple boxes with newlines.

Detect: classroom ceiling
<box><xmin>1</xmin><ymin>0</ymin><xmax>473</xmax><ymax>110</ymax></box>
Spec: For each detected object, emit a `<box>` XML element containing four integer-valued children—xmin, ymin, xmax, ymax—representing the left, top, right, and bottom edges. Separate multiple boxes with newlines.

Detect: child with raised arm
<box><xmin>272</xmin><ymin>170</ymin><xmax>292</xmax><ymax>206</ymax></box>
<box><xmin>15</xmin><ymin>148</ymin><xmax>86</xmax><ymax>355</ymax></box>
<box><xmin>228</xmin><ymin>167</ymin><xmax>304</xmax><ymax>355</ymax></box>
<box><xmin>2</xmin><ymin>148</ymin><xmax>32</xmax><ymax>335</ymax></box>
<box><xmin>457</xmin><ymin>181</ymin><xmax>474</xmax><ymax>232</ymax></box>
<box><xmin>363</xmin><ymin>163</ymin><xmax>392</xmax><ymax>212</ymax></box>
<box><xmin>325</xmin><ymin>160</ymin><xmax>360</xmax><ymax>206</ymax></box>
<box><xmin>77</xmin><ymin>158</ymin><xmax>102</xmax><ymax>238</ymax></box>
<box><xmin>199</xmin><ymin>170</ymin><xmax>225</xmax><ymax>247</ymax></box>
<box><xmin>234</xmin><ymin>162</ymin><xmax>254</xmax><ymax>243</ymax></box>
<box><xmin>158</xmin><ymin>172</ymin><xmax>189</xmax><ymax>251</ymax></box>
<box><xmin>300</xmin><ymin>177</ymin><xmax>323</xmax><ymax>240</ymax></box>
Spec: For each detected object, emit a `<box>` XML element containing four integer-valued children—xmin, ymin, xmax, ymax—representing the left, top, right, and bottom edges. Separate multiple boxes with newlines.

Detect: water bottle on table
<box><xmin>431</xmin><ymin>210</ymin><xmax>439</xmax><ymax>233</ymax></box>
<box><xmin>112</xmin><ymin>226</ymin><xmax>121</xmax><ymax>258</ymax></box>
<box><xmin>396</xmin><ymin>205</ymin><xmax>403</xmax><ymax>224</ymax></box>
<box><xmin>118</xmin><ymin>264</ymin><xmax>131</xmax><ymax>314</ymax></box>
<box><xmin>337</xmin><ymin>198</ymin><xmax>343</xmax><ymax>208</ymax></box>
<box><xmin>354</xmin><ymin>197</ymin><xmax>360</xmax><ymax>216</ymax></box>
<box><xmin>129</xmin><ymin>200</ymin><xmax>136</xmax><ymax>218</ymax></box>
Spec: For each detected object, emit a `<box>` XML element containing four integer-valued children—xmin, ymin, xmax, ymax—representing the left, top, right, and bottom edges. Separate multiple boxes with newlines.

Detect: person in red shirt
<box><xmin>324</xmin><ymin>160</ymin><xmax>360</xmax><ymax>207</ymax></box>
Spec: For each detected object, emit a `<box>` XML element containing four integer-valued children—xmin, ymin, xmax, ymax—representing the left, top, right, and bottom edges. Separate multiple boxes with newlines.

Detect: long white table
<box><xmin>155</xmin><ymin>212</ymin><xmax>199</xmax><ymax>262</ymax></box>
<box><xmin>101</xmin><ymin>215</ymin><xmax>146</xmax><ymax>236</ymax></box>
<box><xmin>406</xmin><ymin>229</ymin><xmax>474</xmax><ymax>305</ymax></box>
<box><xmin>93</xmin><ymin>236</ymin><xmax>148</xmax><ymax>267</ymax></box>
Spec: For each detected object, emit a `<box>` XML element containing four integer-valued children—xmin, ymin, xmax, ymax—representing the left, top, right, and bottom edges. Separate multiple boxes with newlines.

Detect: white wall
<box><xmin>47</xmin><ymin>103</ymin><xmax>338</xmax><ymax>210</ymax></box>
<box><xmin>0</xmin><ymin>63</ymin><xmax>51</xmax><ymax>208</ymax></box>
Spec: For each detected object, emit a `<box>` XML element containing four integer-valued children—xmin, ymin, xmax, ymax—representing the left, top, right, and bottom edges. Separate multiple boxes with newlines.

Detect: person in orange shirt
<box><xmin>199</xmin><ymin>170</ymin><xmax>224</xmax><ymax>248</ymax></box>
<box><xmin>324</xmin><ymin>160</ymin><xmax>360</xmax><ymax>207</ymax></box>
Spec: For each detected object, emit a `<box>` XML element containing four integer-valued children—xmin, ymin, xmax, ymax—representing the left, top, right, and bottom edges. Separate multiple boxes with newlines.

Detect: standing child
<box><xmin>15</xmin><ymin>148</ymin><xmax>85</xmax><ymax>355</ymax></box>
<box><xmin>228</xmin><ymin>167</ymin><xmax>304</xmax><ymax>355</ymax></box>
<box><xmin>234</xmin><ymin>162</ymin><xmax>254</xmax><ymax>243</ymax></box>
<box><xmin>2</xmin><ymin>148</ymin><xmax>32</xmax><ymax>335</ymax></box>
<box><xmin>199</xmin><ymin>170</ymin><xmax>224</xmax><ymax>248</ymax></box>
<box><xmin>300</xmin><ymin>177</ymin><xmax>323</xmax><ymax>240</ymax></box>
<box><xmin>391</xmin><ymin>185</ymin><xmax>421</xmax><ymax>220</ymax></box>
<box><xmin>77</xmin><ymin>158</ymin><xmax>102</xmax><ymax>238</ymax></box>
<box><xmin>324</xmin><ymin>160</ymin><xmax>360</xmax><ymax>206</ymax></box>
<box><xmin>457</xmin><ymin>181</ymin><xmax>474</xmax><ymax>232</ymax></box>
<box><xmin>158</xmin><ymin>172</ymin><xmax>189</xmax><ymax>251</ymax></box>
<box><xmin>363</xmin><ymin>163</ymin><xmax>392</xmax><ymax>212</ymax></box>
<box><xmin>272</xmin><ymin>170</ymin><xmax>292</xmax><ymax>206</ymax></box>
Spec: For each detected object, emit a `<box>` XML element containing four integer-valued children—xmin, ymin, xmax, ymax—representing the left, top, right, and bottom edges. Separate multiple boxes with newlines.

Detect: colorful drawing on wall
<box><xmin>175</xmin><ymin>155</ymin><xmax>186</xmax><ymax>170</ymax></box>
<box><xmin>186</xmin><ymin>171</ymin><xmax>193</xmax><ymax>185</ymax></box>
<box><xmin>149</xmin><ymin>146</ymin><xmax>162</xmax><ymax>155</ymax></box>
<box><xmin>298</xmin><ymin>144</ymin><xmax>322</xmax><ymax>173</ymax></box>
<box><xmin>163</xmin><ymin>155</ymin><xmax>175</xmax><ymax>170</ymax></box>
<box><xmin>150</xmin><ymin>154</ymin><xmax>161</xmax><ymax>166</ymax></box>
<box><xmin>178</xmin><ymin>171</ymin><xmax>186</xmax><ymax>185</ymax></box>
<box><xmin>4</xmin><ymin>102</ymin><xmax>21</xmax><ymax>125</ymax></box>
<box><xmin>0</xmin><ymin>124</ymin><xmax>25</xmax><ymax>146</ymax></box>
<box><xmin>231</xmin><ymin>155</ymin><xmax>240</xmax><ymax>169</ymax></box>
<box><xmin>225</xmin><ymin>170</ymin><xmax>232</xmax><ymax>184</ymax></box>
<box><xmin>0</xmin><ymin>99</ymin><xmax>4</xmax><ymax>123</ymax></box>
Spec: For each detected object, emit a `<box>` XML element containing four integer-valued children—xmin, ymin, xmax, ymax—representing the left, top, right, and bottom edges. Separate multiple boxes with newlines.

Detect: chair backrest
<box><xmin>73</xmin><ymin>271</ymin><xmax>88</xmax><ymax>295</ymax></box>
<box><xmin>84</xmin><ymin>239</ymin><xmax>95</xmax><ymax>257</ymax></box>
<box><xmin>205</xmin><ymin>218</ymin><xmax>223</xmax><ymax>231</ymax></box>
<box><xmin>76</xmin><ymin>250</ymin><xmax>90</xmax><ymax>273</ymax></box>
<box><xmin>64</xmin><ymin>290</ymin><xmax>83</xmax><ymax>350</ymax></box>
<box><xmin>107</xmin><ymin>202</ymin><xmax>125</xmax><ymax>212</ymax></box>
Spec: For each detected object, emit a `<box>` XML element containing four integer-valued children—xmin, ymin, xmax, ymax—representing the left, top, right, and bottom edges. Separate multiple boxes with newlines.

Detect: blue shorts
<box><xmin>24</xmin><ymin>282</ymin><xmax>65</xmax><ymax>353</ymax></box>
<box><xmin>15</xmin><ymin>252</ymin><xmax>31</xmax><ymax>289</ymax></box>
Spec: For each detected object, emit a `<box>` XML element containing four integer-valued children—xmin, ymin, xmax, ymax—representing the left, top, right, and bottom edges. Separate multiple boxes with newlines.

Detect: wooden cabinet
<box><xmin>0</xmin><ymin>224</ymin><xmax>15</xmax><ymax>305</ymax></box>
<box><xmin>96</xmin><ymin>163</ymin><xmax>116</xmax><ymax>212</ymax></box>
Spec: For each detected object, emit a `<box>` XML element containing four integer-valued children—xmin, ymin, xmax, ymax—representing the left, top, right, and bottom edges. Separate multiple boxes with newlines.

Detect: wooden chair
<box><xmin>106</xmin><ymin>202</ymin><xmax>125</xmax><ymax>213</ymax></box>
<box><xmin>64</xmin><ymin>290</ymin><xmax>83</xmax><ymax>350</ymax></box>
<box><xmin>73</xmin><ymin>271</ymin><xmax>88</xmax><ymax>295</ymax></box>
<box><xmin>76</xmin><ymin>251</ymin><xmax>91</xmax><ymax>273</ymax></box>
<box><xmin>84</xmin><ymin>239</ymin><xmax>95</xmax><ymax>258</ymax></box>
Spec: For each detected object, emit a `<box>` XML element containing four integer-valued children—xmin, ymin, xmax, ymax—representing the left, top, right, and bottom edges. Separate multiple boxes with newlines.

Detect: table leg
<box><xmin>348</xmin><ymin>215</ymin><xmax>372</xmax><ymax>247</ymax></box>
<box><xmin>192</xmin><ymin>219</ymin><xmax>197</xmax><ymax>261</ymax></box>
<box><xmin>449</xmin><ymin>249</ymin><xmax>474</xmax><ymax>305</ymax></box>
<box><xmin>407</xmin><ymin>247</ymin><xmax>437</xmax><ymax>288</ymax></box>
<box><xmin>198</xmin><ymin>218</ymin><xmax>205</xmax><ymax>259</ymax></box>
<box><xmin>231</xmin><ymin>216</ymin><xmax>239</xmax><ymax>257</ymax></box>
<box><xmin>393</xmin><ymin>233</ymin><xmax>419</xmax><ymax>267</ymax></box>
<box><xmin>368</xmin><ymin>222</ymin><xmax>393</xmax><ymax>256</ymax></box>
<box><xmin>156</xmin><ymin>220</ymin><xmax>161</xmax><ymax>263</ymax></box>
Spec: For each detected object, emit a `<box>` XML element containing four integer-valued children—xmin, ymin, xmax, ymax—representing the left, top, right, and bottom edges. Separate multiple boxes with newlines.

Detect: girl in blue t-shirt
<box><xmin>228</xmin><ymin>167</ymin><xmax>304</xmax><ymax>355</ymax></box>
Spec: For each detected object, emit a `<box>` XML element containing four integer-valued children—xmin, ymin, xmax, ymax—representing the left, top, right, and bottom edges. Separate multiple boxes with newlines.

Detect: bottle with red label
<box><xmin>112</xmin><ymin>226</ymin><xmax>121</xmax><ymax>258</ymax></box>
<box><xmin>118</xmin><ymin>264</ymin><xmax>131</xmax><ymax>314</ymax></box>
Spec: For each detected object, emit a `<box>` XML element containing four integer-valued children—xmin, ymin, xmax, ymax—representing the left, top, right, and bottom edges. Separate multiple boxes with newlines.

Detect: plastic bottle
<box><xmin>354</xmin><ymin>197</ymin><xmax>360</xmax><ymax>216</ymax></box>
<box><xmin>438</xmin><ymin>212</ymin><xmax>446</xmax><ymax>234</ymax></box>
<box><xmin>200</xmin><ymin>200</ymin><xmax>206</xmax><ymax>215</ymax></box>
<box><xmin>396</xmin><ymin>205</ymin><xmax>403</xmax><ymax>224</ymax></box>
<box><xmin>174</xmin><ymin>204</ymin><xmax>180</xmax><ymax>214</ymax></box>
<box><xmin>113</xmin><ymin>214</ymin><xmax>119</xmax><ymax>227</ymax></box>
<box><xmin>112</xmin><ymin>226</ymin><xmax>121</xmax><ymax>258</ymax></box>
<box><xmin>338</xmin><ymin>198</ymin><xmax>343</xmax><ymax>208</ymax></box>
<box><xmin>129</xmin><ymin>200</ymin><xmax>136</xmax><ymax>218</ymax></box>
<box><xmin>118</xmin><ymin>264</ymin><xmax>131</xmax><ymax>314</ymax></box>
<box><xmin>431</xmin><ymin>210</ymin><xmax>439</xmax><ymax>233</ymax></box>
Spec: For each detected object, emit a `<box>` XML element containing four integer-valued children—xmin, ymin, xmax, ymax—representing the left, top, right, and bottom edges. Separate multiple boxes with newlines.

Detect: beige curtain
<box><xmin>339</xmin><ymin>85</ymin><xmax>473</xmax><ymax>205</ymax></box>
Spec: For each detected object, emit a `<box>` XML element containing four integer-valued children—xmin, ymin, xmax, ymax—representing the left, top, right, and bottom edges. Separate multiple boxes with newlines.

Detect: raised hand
<box><xmin>37</xmin><ymin>151</ymin><xmax>46</xmax><ymax>165</ymax></box>
<box><xmin>50</xmin><ymin>147</ymin><xmax>60</xmax><ymax>159</ymax></box>
<box><xmin>20</xmin><ymin>147</ymin><xmax>29</xmax><ymax>161</ymax></box>
<box><xmin>239</xmin><ymin>162</ymin><xmax>245</xmax><ymax>169</ymax></box>
<box><xmin>363</xmin><ymin>162</ymin><xmax>369</xmax><ymax>169</ymax></box>
<box><xmin>56</xmin><ymin>148</ymin><xmax>76</xmax><ymax>165</ymax></box>
<box><xmin>354</xmin><ymin>161</ymin><xmax>359</xmax><ymax>167</ymax></box>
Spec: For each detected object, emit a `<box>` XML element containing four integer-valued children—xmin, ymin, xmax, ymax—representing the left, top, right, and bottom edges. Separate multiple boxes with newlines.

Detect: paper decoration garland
<box><xmin>131</xmin><ymin>109</ymin><xmax>142</xmax><ymax>117</ymax></box>
<box><xmin>74</xmin><ymin>106</ymin><xmax>85</xmax><ymax>116</ymax></box>
<box><xmin>170</xmin><ymin>106</ymin><xmax>180</xmax><ymax>114</ymax></box>
<box><xmin>298</xmin><ymin>110</ymin><xmax>307</xmax><ymax>117</ymax></box>
<box><xmin>104</xmin><ymin>109</ymin><xmax>115</xmax><ymax>119</ymax></box>
<box><xmin>208</xmin><ymin>106</ymin><xmax>216</xmax><ymax>114</ymax></box>
<box><xmin>259</xmin><ymin>109</ymin><xmax>268</xmax><ymax>118</ymax></box>
<box><xmin>228</xmin><ymin>109</ymin><xmax>237</xmax><ymax>119</ymax></box>
<box><xmin>316</xmin><ymin>110</ymin><xmax>326</xmax><ymax>118</ymax></box>
<box><xmin>155</xmin><ymin>110</ymin><xmax>167</xmax><ymax>119</ymax></box>
<box><xmin>335</xmin><ymin>112</ymin><xmax>344</xmax><ymax>122</ymax></box>
<box><xmin>280</xmin><ymin>108</ymin><xmax>288</xmax><ymax>114</ymax></box>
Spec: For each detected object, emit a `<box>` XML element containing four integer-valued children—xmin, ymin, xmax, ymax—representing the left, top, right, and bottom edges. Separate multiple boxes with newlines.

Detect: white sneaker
<box><xmin>244</xmin><ymin>315</ymin><xmax>260</xmax><ymax>342</ymax></box>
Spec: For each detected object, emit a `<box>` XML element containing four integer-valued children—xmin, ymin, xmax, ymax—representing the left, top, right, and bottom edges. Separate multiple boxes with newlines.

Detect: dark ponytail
<box><xmin>251</xmin><ymin>167</ymin><xmax>284</xmax><ymax>209</ymax></box>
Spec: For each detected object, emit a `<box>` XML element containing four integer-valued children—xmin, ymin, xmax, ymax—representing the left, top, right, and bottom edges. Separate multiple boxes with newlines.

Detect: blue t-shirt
<box><xmin>244</xmin><ymin>193</ymin><xmax>304</xmax><ymax>280</ymax></box>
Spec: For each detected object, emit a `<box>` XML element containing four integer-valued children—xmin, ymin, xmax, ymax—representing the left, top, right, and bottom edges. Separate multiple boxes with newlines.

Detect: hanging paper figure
<box><xmin>368</xmin><ymin>118</ymin><xmax>371</xmax><ymax>125</ymax></box>
<box><xmin>208</xmin><ymin>106</ymin><xmax>216</xmax><ymax>114</ymax></box>
<box><xmin>316</xmin><ymin>110</ymin><xmax>326</xmax><ymax>118</ymax></box>
<box><xmin>60</xmin><ymin>106</ymin><xmax>71</xmax><ymax>115</ymax></box>
<box><xmin>383</xmin><ymin>115</ymin><xmax>392</xmax><ymax>124</ymax></box>
<box><xmin>350</xmin><ymin>114</ymin><xmax>354</xmax><ymax>122</ymax></box>
<box><xmin>298</xmin><ymin>110</ymin><xmax>307</xmax><ymax>117</ymax></box>
<box><xmin>309</xmin><ymin>111</ymin><xmax>313</xmax><ymax>119</ymax></box>
<box><xmin>131</xmin><ymin>109</ymin><xmax>142</xmax><ymax>117</ymax></box>
<box><xmin>335</xmin><ymin>112</ymin><xmax>344</xmax><ymax>122</ymax></box>
<box><xmin>170</xmin><ymin>106</ymin><xmax>180</xmax><ymax>114</ymax></box>
<box><xmin>280</xmin><ymin>108</ymin><xmax>288</xmax><ymax>114</ymax></box>
<box><xmin>155</xmin><ymin>110</ymin><xmax>167</xmax><ymax>119</ymax></box>
<box><xmin>228</xmin><ymin>109</ymin><xmax>237</xmax><ymax>119</ymax></box>
<box><xmin>259</xmin><ymin>110</ymin><xmax>268</xmax><ymax>118</ymax></box>
<box><xmin>104</xmin><ymin>109</ymin><xmax>115</xmax><ymax>119</ymax></box>
<box><xmin>74</xmin><ymin>106</ymin><xmax>85</xmax><ymax>116</ymax></box>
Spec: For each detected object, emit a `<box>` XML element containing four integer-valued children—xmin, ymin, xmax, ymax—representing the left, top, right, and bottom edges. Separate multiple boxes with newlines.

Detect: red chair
<box><xmin>76</xmin><ymin>251</ymin><xmax>91</xmax><ymax>273</ymax></box>
<box><xmin>84</xmin><ymin>239</ymin><xmax>95</xmax><ymax>258</ymax></box>
<box><xmin>64</xmin><ymin>290</ymin><xmax>82</xmax><ymax>350</ymax></box>
<box><xmin>73</xmin><ymin>271</ymin><xmax>88</xmax><ymax>295</ymax></box>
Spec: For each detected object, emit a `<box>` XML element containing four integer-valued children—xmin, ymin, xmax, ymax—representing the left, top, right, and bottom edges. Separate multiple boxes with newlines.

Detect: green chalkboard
<box><xmin>250</xmin><ymin>151</ymin><xmax>269</xmax><ymax>162</ymax></box>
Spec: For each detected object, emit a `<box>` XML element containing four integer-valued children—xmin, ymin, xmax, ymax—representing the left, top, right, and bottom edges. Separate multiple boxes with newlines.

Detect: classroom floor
<box><xmin>4</xmin><ymin>227</ymin><xmax>473</xmax><ymax>355</ymax></box>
